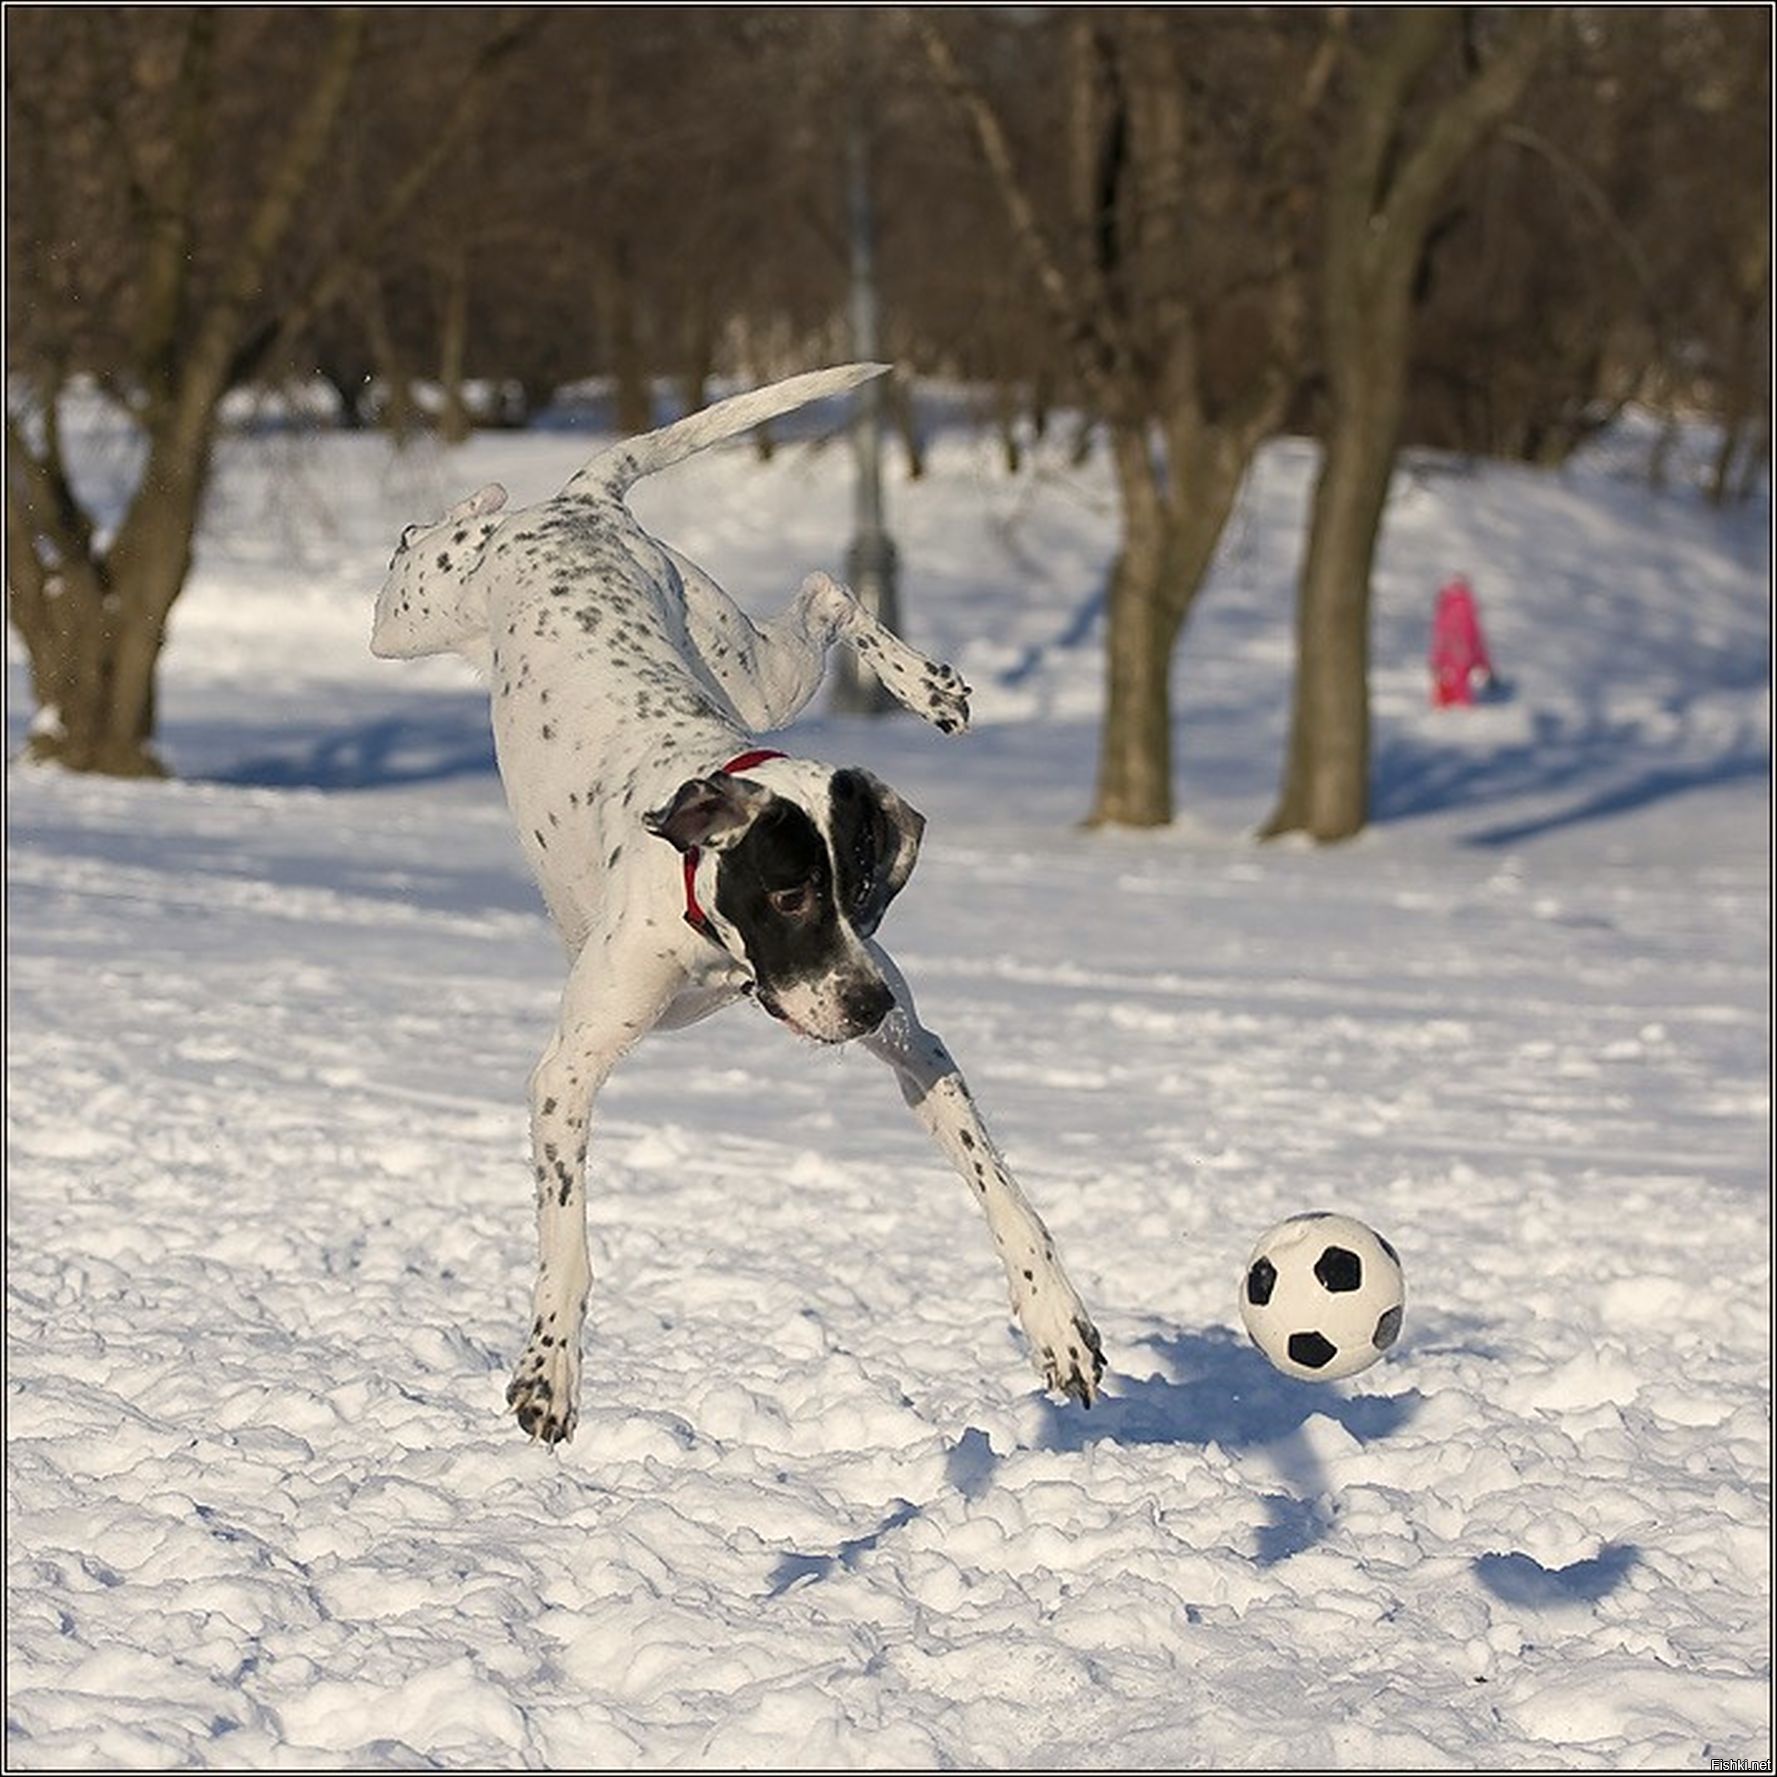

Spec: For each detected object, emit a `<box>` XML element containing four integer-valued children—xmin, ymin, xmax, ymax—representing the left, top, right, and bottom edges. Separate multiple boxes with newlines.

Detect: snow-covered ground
<box><xmin>6</xmin><ymin>396</ymin><xmax>1770</xmax><ymax>1768</ymax></box>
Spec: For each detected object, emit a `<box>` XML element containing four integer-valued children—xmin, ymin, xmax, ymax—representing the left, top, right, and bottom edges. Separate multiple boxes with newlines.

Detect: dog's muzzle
<box><xmin>758</xmin><ymin>975</ymin><xmax>894</xmax><ymax>1044</ymax></box>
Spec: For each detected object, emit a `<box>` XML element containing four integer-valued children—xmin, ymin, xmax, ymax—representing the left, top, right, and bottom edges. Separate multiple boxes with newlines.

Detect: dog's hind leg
<box><xmin>678</xmin><ymin>559</ymin><xmax>971</xmax><ymax>735</ymax></box>
<box><xmin>860</xmin><ymin>943</ymin><xmax>1105</xmax><ymax>1406</ymax></box>
<box><xmin>507</xmin><ymin>939</ymin><xmax>684</xmax><ymax>1444</ymax></box>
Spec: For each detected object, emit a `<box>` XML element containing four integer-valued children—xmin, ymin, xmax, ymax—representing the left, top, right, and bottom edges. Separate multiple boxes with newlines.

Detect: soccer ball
<box><xmin>1238</xmin><ymin>1213</ymin><xmax>1405</xmax><ymax>1381</ymax></box>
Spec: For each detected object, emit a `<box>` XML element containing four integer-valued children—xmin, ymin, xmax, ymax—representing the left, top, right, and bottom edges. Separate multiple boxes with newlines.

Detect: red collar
<box><xmin>683</xmin><ymin>748</ymin><xmax>787</xmax><ymax>939</ymax></box>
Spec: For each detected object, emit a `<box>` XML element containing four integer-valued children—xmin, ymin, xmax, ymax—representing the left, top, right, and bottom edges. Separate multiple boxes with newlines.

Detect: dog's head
<box><xmin>643</xmin><ymin>759</ymin><xmax>922</xmax><ymax>1044</ymax></box>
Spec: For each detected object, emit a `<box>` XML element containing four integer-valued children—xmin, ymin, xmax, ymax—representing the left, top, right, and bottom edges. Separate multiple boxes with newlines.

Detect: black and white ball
<box><xmin>1239</xmin><ymin>1213</ymin><xmax>1405</xmax><ymax>1381</ymax></box>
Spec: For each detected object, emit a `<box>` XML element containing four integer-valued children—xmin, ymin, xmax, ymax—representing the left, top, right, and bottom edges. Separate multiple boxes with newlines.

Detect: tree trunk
<box><xmin>996</xmin><ymin>380</ymin><xmax>1023</xmax><ymax>475</ymax></box>
<box><xmin>1261</xmin><ymin>9</ymin><xmax>1548</xmax><ymax>843</ymax></box>
<box><xmin>680</xmin><ymin>298</ymin><xmax>714</xmax><ymax>419</ymax></box>
<box><xmin>363</xmin><ymin>274</ymin><xmax>418</xmax><ymax>445</ymax></box>
<box><xmin>15</xmin><ymin>545</ymin><xmax>182</xmax><ymax>778</ymax></box>
<box><xmin>1708</xmin><ymin>409</ymin><xmax>1747</xmax><ymax>508</ymax></box>
<box><xmin>1733</xmin><ymin>405</ymin><xmax>1770</xmax><ymax>503</ymax></box>
<box><xmin>437</xmin><ymin>242</ymin><xmax>473</xmax><ymax>444</ymax></box>
<box><xmin>1264</xmin><ymin>290</ymin><xmax>1411</xmax><ymax>843</ymax></box>
<box><xmin>1088</xmin><ymin>422</ymin><xmax>1249</xmax><ymax>827</ymax></box>
<box><xmin>888</xmin><ymin>374</ymin><xmax>926</xmax><ymax>480</ymax></box>
<box><xmin>1091</xmin><ymin>543</ymin><xmax>1175</xmax><ymax>827</ymax></box>
<box><xmin>605</xmin><ymin>241</ymin><xmax>651</xmax><ymax>435</ymax></box>
<box><xmin>1264</xmin><ymin>402</ymin><xmax>1399</xmax><ymax>842</ymax></box>
<box><xmin>9</xmin><ymin>551</ymin><xmax>155</xmax><ymax>776</ymax></box>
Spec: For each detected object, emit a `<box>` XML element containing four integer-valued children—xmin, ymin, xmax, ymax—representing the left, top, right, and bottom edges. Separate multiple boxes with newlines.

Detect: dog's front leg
<box><xmin>861</xmin><ymin>945</ymin><xmax>1105</xmax><ymax>1405</ymax></box>
<box><xmin>508</xmin><ymin>941</ymin><xmax>682</xmax><ymax>1445</ymax></box>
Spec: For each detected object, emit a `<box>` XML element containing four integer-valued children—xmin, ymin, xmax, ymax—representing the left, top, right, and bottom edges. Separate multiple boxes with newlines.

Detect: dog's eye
<box><xmin>769</xmin><ymin>884</ymin><xmax>812</xmax><ymax>917</ymax></box>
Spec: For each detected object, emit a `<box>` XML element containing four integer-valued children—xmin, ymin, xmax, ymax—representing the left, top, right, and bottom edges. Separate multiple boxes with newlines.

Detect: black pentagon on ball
<box><xmin>1376</xmin><ymin>1232</ymin><xmax>1400</xmax><ymax>1265</ymax></box>
<box><xmin>1373</xmin><ymin>1304</ymin><xmax>1403</xmax><ymax>1349</ymax></box>
<box><xmin>1246</xmin><ymin>1256</ymin><xmax>1278</xmax><ymax>1306</ymax></box>
<box><xmin>1287</xmin><ymin>1330</ymin><xmax>1338</xmax><ymax>1369</ymax></box>
<box><xmin>1314</xmin><ymin>1244</ymin><xmax>1363</xmax><ymax>1293</ymax></box>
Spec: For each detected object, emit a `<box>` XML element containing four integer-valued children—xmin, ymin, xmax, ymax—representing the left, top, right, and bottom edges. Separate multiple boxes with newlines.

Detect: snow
<box><xmin>6</xmin><ymin>399</ymin><xmax>1770</xmax><ymax>1768</ymax></box>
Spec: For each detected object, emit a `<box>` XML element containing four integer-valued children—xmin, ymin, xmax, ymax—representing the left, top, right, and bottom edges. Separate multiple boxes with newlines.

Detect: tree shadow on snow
<box><xmin>1372</xmin><ymin>705</ymin><xmax>1770</xmax><ymax>844</ymax></box>
<box><xmin>200</xmin><ymin>702</ymin><xmax>497</xmax><ymax>791</ymax></box>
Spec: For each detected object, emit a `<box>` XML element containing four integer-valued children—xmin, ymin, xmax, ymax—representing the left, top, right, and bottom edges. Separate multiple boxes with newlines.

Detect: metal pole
<box><xmin>832</xmin><ymin>10</ymin><xmax>900</xmax><ymax>716</ymax></box>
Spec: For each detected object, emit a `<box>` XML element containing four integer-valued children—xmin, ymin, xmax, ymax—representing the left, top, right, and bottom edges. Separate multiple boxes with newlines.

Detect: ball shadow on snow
<box><xmin>1472</xmin><ymin>1545</ymin><xmax>1640</xmax><ymax>1610</ymax></box>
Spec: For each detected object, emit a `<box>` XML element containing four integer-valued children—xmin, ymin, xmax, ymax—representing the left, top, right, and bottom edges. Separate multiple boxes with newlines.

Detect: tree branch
<box><xmin>135</xmin><ymin>10</ymin><xmax>218</xmax><ymax>408</ymax></box>
<box><xmin>1330</xmin><ymin>7</ymin><xmax>1454</xmax><ymax>246</ymax></box>
<box><xmin>233</xmin><ymin>12</ymin><xmax>539</xmax><ymax>388</ymax></box>
<box><xmin>5</xmin><ymin>406</ymin><xmax>97</xmax><ymax>574</ymax></box>
<box><xmin>171</xmin><ymin>7</ymin><xmax>368</xmax><ymax>430</ymax></box>
<box><xmin>912</xmin><ymin>10</ymin><xmax>1122</xmax><ymax>410</ymax></box>
<box><xmin>1500</xmin><ymin>121</ymin><xmax>1664</xmax><ymax>340</ymax></box>
<box><xmin>1382</xmin><ymin>11</ymin><xmax>1554</xmax><ymax>250</ymax></box>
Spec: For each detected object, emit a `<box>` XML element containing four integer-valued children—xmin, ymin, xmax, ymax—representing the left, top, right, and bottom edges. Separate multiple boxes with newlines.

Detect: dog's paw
<box><xmin>1017</xmin><ymin>1282</ymin><xmax>1106</xmax><ymax>1408</ymax></box>
<box><xmin>1042</xmin><ymin>1314</ymin><xmax>1106</xmax><ymax>1408</ymax></box>
<box><xmin>506</xmin><ymin>1335</ymin><xmax>580</xmax><ymax>1445</ymax></box>
<box><xmin>852</xmin><ymin>631</ymin><xmax>973</xmax><ymax>735</ymax></box>
<box><xmin>916</xmin><ymin>658</ymin><xmax>973</xmax><ymax>737</ymax></box>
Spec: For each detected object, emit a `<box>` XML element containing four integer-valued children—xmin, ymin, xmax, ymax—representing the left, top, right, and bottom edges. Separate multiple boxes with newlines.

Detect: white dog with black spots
<box><xmin>373</xmin><ymin>364</ymin><xmax>1104</xmax><ymax>1444</ymax></box>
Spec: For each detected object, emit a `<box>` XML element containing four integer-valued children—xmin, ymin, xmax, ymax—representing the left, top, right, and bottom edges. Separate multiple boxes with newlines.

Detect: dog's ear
<box><xmin>830</xmin><ymin>768</ymin><xmax>924</xmax><ymax>937</ymax></box>
<box><xmin>642</xmin><ymin>772</ymin><xmax>771</xmax><ymax>854</ymax></box>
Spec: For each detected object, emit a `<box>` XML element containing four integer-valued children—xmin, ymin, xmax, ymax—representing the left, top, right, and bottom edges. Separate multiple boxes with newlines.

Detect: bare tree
<box><xmin>5</xmin><ymin>9</ymin><xmax>528</xmax><ymax>775</ymax></box>
<box><xmin>1262</xmin><ymin>9</ymin><xmax>1551</xmax><ymax>843</ymax></box>
<box><xmin>918</xmin><ymin>9</ymin><xmax>1332</xmax><ymax>827</ymax></box>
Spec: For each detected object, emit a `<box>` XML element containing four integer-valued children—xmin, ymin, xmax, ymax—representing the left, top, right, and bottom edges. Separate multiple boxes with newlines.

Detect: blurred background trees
<box><xmin>7</xmin><ymin>6</ymin><xmax>1769</xmax><ymax>824</ymax></box>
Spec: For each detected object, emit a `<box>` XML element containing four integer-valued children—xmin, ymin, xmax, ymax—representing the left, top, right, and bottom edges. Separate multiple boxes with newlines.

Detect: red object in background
<box><xmin>1429</xmin><ymin>576</ymin><xmax>1494</xmax><ymax>707</ymax></box>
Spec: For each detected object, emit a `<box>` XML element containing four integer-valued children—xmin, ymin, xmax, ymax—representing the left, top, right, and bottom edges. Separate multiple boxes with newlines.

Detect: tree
<box><xmin>1262</xmin><ymin>9</ymin><xmax>1551</xmax><ymax>843</ymax></box>
<box><xmin>5</xmin><ymin>9</ymin><xmax>528</xmax><ymax>775</ymax></box>
<box><xmin>917</xmin><ymin>10</ymin><xmax>1333</xmax><ymax>827</ymax></box>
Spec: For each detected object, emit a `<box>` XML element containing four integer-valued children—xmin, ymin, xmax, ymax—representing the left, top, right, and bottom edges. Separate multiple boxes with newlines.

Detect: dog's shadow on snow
<box><xmin>1026</xmin><ymin>1324</ymin><xmax>1425</xmax><ymax>1565</ymax></box>
<box><xmin>767</xmin><ymin>1327</ymin><xmax>1425</xmax><ymax>1594</ymax></box>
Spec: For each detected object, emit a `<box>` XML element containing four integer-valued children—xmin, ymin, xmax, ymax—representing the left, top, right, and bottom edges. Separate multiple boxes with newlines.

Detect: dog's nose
<box><xmin>843</xmin><ymin>978</ymin><xmax>896</xmax><ymax>1037</ymax></box>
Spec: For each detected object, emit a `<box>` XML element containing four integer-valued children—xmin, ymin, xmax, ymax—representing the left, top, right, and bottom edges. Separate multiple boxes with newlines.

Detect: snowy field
<box><xmin>6</xmin><ymin>392</ymin><xmax>1771</xmax><ymax>1768</ymax></box>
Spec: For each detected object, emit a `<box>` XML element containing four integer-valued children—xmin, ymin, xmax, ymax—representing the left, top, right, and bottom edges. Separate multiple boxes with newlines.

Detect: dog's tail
<box><xmin>564</xmin><ymin>363</ymin><xmax>890</xmax><ymax>499</ymax></box>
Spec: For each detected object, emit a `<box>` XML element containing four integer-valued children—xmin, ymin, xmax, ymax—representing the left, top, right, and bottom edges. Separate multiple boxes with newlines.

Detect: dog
<box><xmin>372</xmin><ymin>364</ymin><xmax>1104</xmax><ymax>1443</ymax></box>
